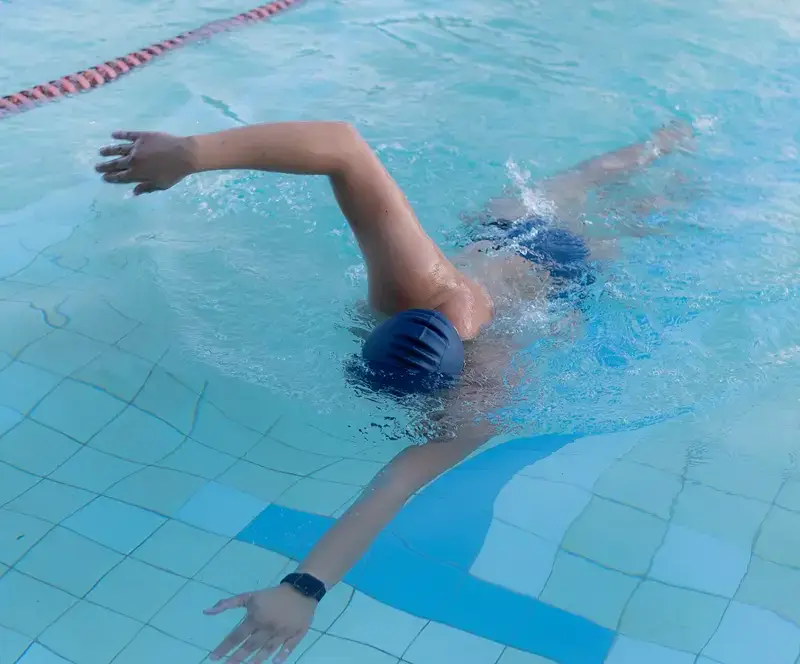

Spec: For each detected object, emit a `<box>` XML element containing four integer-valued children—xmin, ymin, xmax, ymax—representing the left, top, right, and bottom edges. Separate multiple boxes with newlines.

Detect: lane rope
<box><xmin>0</xmin><ymin>0</ymin><xmax>300</xmax><ymax>118</ymax></box>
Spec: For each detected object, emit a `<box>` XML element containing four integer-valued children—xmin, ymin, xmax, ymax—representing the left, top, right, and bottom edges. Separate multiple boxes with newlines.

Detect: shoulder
<box><xmin>435</xmin><ymin>279</ymin><xmax>494</xmax><ymax>341</ymax></box>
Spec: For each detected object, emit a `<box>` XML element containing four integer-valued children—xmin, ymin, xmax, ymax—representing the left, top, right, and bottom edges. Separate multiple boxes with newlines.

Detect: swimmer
<box><xmin>95</xmin><ymin>119</ymin><xmax>692</xmax><ymax>663</ymax></box>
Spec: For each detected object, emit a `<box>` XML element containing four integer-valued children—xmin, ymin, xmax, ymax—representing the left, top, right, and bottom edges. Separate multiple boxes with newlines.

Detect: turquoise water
<box><xmin>2</xmin><ymin>0</ymin><xmax>800</xmax><ymax>662</ymax></box>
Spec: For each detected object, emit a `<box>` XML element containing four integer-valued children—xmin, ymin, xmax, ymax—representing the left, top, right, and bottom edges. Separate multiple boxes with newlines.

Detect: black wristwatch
<box><xmin>280</xmin><ymin>572</ymin><xmax>327</xmax><ymax>602</ymax></box>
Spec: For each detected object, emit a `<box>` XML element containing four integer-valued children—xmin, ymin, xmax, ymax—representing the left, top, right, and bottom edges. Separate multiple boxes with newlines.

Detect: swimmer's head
<box><xmin>346</xmin><ymin>309</ymin><xmax>465</xmax><ymax>395</ymax></box>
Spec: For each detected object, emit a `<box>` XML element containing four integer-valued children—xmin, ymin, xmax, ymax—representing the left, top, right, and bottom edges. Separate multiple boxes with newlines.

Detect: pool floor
<box><xmin>2</xmin><ymin>224</ymin><xmax>800</xmax><ymax>664</ymax></box>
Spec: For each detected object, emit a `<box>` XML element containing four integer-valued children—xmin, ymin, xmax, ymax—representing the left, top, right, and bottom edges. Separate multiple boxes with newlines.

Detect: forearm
<box><xmin>187</xmin><ymin>121</ymin><xmax>366</xmax><ymax>177</ymax></box>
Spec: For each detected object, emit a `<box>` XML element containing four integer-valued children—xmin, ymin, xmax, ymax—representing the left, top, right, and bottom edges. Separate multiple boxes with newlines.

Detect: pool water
<box><xmin>2</xmin><ymin>0</ymin><xmax>800</xmax><ymax>662</ymax></box>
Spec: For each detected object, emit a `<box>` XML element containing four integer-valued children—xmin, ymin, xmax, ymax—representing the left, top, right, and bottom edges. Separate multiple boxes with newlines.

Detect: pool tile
<box><xmin>116</xmin><ymin>323</ymin><xmax>172</xmax><ymax>362</ymax></box>
<box><xmin>496</xmin><ymin>649</ymin><xmax>558</xmax><ymax>663</ymax></box>
<box><xmin>158</xmin><ymin>440</ymin><xmax>237</xmax><ymax>479</ymax></box>
<box><xmin>312</xmin><ymin>581</ymin><xmax>354</xmax><ymax>631</ymax></box>
<box><xmin>60</xmin><ymin>298</ymin><xmax>137</xmax><ymax>345</ymax></box>
<box><xmin>276</xmin><ymin>478</ymin><xmax>360</xmax><ymax>516</ymax></box>
<box><xmin>470</xmin><ymin>520</ymin><xmax>557</xmax><ymax>598</ymax></box>
<box><xmin>0</xmin><ymin>509</ymin><xmax>51</xmax><ymax>565</ymax></box>
<box><xmin>562</xmin><ymin>497</ymin><xmax>667</xmax><ymax>575</ymax></box>
<box><xmin>18</xmin><ymin>331</ymin><xmax>104</xmax><ymax>377</ymax></box>
<box><xmin>0</xmin><ymin>406</ymin><xmax>23</xmax><ymax>437</ymax></box>
<box><xmin>132</xmin><ymin>520</ymin><xmax>227</xmax><ymax>577</ymax></box>
<box><xmin>493</xmin><ymin>475</ymin><xmax>591</xmax><ymax>543</ymax></box>
<box><xmin>175</xmin><ymin>482</ymin><xmax>267</xmax><ymax>537</ymax></box>
<box><xmin>15</xmin><ymin>526</ymin><xmax>122</xmax><ymax>596</ymax></box>
<box><xmin>754</xmin><ymin>506</ymin><xmax>800</xmax><ymax>568</ymax></box>
<box><xmin>539</xmin><ymin>551</ymin><xmax>638</xmax><ymax>629</ymax></box>
<box><xmin>216</xmin><ymin>460</ymin><xmax>299</xmax><ymax>502</ymax></box>
<box><xmin>6</xmin><ymin>480</ymin><xmax>95</xmax><ymax>523</ymax></box>
<box><xmin>594</xmin><ymin>460</ymin><xmax>682</xmax><ymax>519</ymax></box>
<box><xmin>0</xmin><ymin>570</ymin><xmax>76</xmax><ymax>637</ymax></box>
<box><xmin>620</xmin><ymin>581</ymin><xmax>728</xmax><ymax>652</ymax></box>
<box><xmin>0</xmin><ymin>625</ymin><xmax>31</xmax><ymax>663</ymax></box>
<box><xmin>150</xmin><ymin>580</ymin><xmax>239</xmax><ymax>650</ymax></box>
<box><xmin>191</xmin><ymin>400</ymin><xmax>262</xmax><ymax>457</ymax></box>
<box><xmin>279</xmin><ymin>629</ymin><xmax>322</xmax><ymax>664</ymax></box>
<box><xmin>63</xmin><ymin>496</ymin><xmax>165</xmax><ymax>554</ymax></box>
<box><xmin>519</xmin><ymin>446</ymin><xmax>616</xmax><ymax>490</ymax></box>
<box><xmin>329</xmin><ymin>591</ymin><xmax>427</xmax><ymax>657</ymax></box>
<box><xmin>623</xmin><ymin>435</ymin><xmax>692</xmax><ymax>476</ymax></box>
<box><xmin>49</xmin><ymin>447</ymin><xmax>140</xmax><ymax>493</ymax></box>
<box><xmin>270</xmin><ymin>416</ymin><xmax>367</xmax><ymax>458</ymax></box>
<box><xmin>301</xmin><ymin>634</ymin><xmax>398</xmax><ymax>664</ymax></box>
<box><xmin>0</xmin><ymin>420</ymin><xmax>80</xmax><ymax>476</ymax></box>
<box><xmin>0</xmin><ymin>361</ymin><xmax>60</xmax><ymax>414</ymax></box>
<box><xmin>0</xmin><ymin>351</ymin><xmax>12</xmax><ymax>371</ymax></box>
<box><xmin>0</xmin><ymin>302</ymin><xmax>50</xmax><ymax>356</ymax></box>
<box><xmin>649</xmin><ymin>524</ymin><xmax>750</xmax><ymax>597</ymax></box>
<box><xmin>672</xmin><ymin>482</ymin><xmax>770</xmax><ymax>548</ymax></box>
<box><xmin>205</xmin><ymin>375</ymin><xmax>284</xmax><ymax>433</ymax></box>
<box><xmin>736</xmin><ymin>556</ymin><xmax>800</xmax><ymax>625</ymax></box>
<box><xmin>686</xmin><ymin>455</ymin><xmax>782</xmax><ymax>502</ymax></box>
<box><xmin>776</xmin><ymin>481</ymin><xmax>800</xmax><ymax>512</ymax></box>
<box><xmin>313</xmin><ymin>458</ymin><xmax>384</xmax><ymax>485</ymax></box>
<box><xmin>158</xmin><ymin>349</ymin><xmax>208</xmax><ymax>394</ymax></box>
<box><xmin>355</xmin><ymin>439</ymin><xmax>412</xmax><ymax>464</ymax></box>
<box><xmin>106</xmin><ymin>466</ymin><xmax>205</xmax><ymax>517</ymax></box>
<box><xmin>703</xmin><ymin>601</ymin><xmax>800</xmax><ymax>664</ymax></box>
<box><xmin>405</xmin><ymin>622</ymin><xmax>504</xmax><ymax>664</ymax></box>
<box><xmin>245</xmin><ymin>437</ymin><xmax>336</xmax><ymax>476</ymax></box>
<box><xmin>605</xmin><ymin>636</ymin><xmax>695</xmax><ymax>664</ymax></box>
<box><xmin>16</xmin><ymin>643</ymin><xmax>72</xmax><ymax>664</ymax></box>
<box><xmin>89</xmin><ymin>406</ymin><xmax>184</xmax><ymax>464</ymax></box>
<box><xmin>39</xmin><ymin>600</ymin><xmax>141</xmax><ymax>664</ymax></box>
<box><xmin>87</xmin><ymin>557</ymin><xmax>186</xmax><ymax>622</ymax></box>
<box><xmin>112</xmin><ymin>626</ymin><xmax>207</xmax><ymax>664</ymax></box>
<box><xmin>134</xmin><ymin>368</ymin><xmax>199</xmax><ymax>434</ymax></box>
<box><xmin>31</xmin><ymin>379</ymin><xmax>126</xmax><ymax>443</ymax></box>
<box><xmin>0</xmin><ymin>461</ymin><xmax>37</xmax><ymax>504</ymax></box>
<box><xmin>72</xmin><ymin>347</ymin><xmax>153</xmax><ymax>402</ymax></box>
<box><xmin>196</xmin><ymin>540</ymin><xmax>289</xmax><ymax>594</ymax></box>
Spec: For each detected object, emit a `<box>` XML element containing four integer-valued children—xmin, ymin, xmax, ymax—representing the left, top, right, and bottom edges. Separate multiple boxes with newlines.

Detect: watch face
<box><xmin>283</xmin><ymin>573</ymin><xmax>326</xmax><ymax>601</ymax></box>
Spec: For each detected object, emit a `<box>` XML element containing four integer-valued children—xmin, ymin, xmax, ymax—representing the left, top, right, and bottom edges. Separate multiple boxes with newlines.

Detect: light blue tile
<box><xmin>755</xmin><ymin>506</ymin><xmax>800</xmax><ymax>568</ymax></box>
<box><xmin>0</xmin><ymin>362</ymin><xmax>61</xmax><ymax>414</ymax></box>
<box><xmin>31</xmin><ymin>379</ymin><xmax>126</xmax><ymax>443</ymax></box>
<box><xmin>0</xmin><ymin>420</ymin><xmax>81</xmax><ymax>476</ymax></box>
<box><xmin>11</xmin><ymin>256</ymin><xmax>70</xmax><ymax>286</ymax></box>
<box><xmin>134</xmin><ymin>368</ymin><xmax>198</xmax><ymax>434</ymax></box>
<box><xmin>205</xmin><ymin>375</ymin><xmax>284</xmax><ymax>433</ymax></box>
<box><xmin>405</xmin><ymin>622</ymin><xmax>503</xmax><ymax>664</ymax></box>
<box><xmin>39</xmin><ymin>600</ymin><xmax>142</xmax><ymax>664</ymax></box>
<box><xmin>87</xmin><ymin>557</ymin><xmax>186</xmax><ymax>622</ymax></box>
<box><xmin>116</xmin><ymin>323</ymin><xmax>171</xmax><ymax>363</ymax></box>
<box><xmin>0</xmin><ymin>570</ymin><xmax>76</xmax><ymax>638</ymax></box>
<box><xmin>736</xmin><ymin>556</ymin><xmax>800</xmax><ymax>625</ymax></box>
<box><xmin>15</xmin><ymin>526</ymin><xmax>123</xmax><ymax>596</ymax></box>
<box><xmin>245</xmin><ymin>437</ymin><xmax>336</xmax><ymax>475</ymax></box>
<box><xmin>106</xmin><ymin>466</ymin><xmax>205</xmax><ymax>517</ymax></box>
<box><xmin>606</xmin><ymin>636</ymin><xmax>695</xmax><ymax>664</ymax></box>
<box><xmin>150</xmin><ymin>580</ymin><xmax>240</xmax><ymax>651</ymax></box>
<box><xmin>703</xmin><ymin>601</ymin><xmax>800</xmax><ymax>664</ymax></box>
<box><xmin>302</xmin><ymin>634</ymin><xmax>399</xmax><ymax>664</ymax></box>
<box><xmin>89</xmin><ymin>406</ymin><xmax>184</xmax><ymax>464</ymax></box>
<box><xmin>191</xmin><ymin>400</ymin><xmax>262</xmax><ymax>457</ymax></box>
<box><xmin>72</xmin><ymin>348</ymin><xmax>153</xmax><ymax>402</ymax></box>
<box><xmin>132</xmin><ymin>520</ymin><xmax>227</xmax><ymax>577</ymax></box>
<box><xmin>63</xmin><ymin>496</ymin><xmax>165</xmax><ymax>554</ymax></box>
<box><xmin>195</xmin><ymin>540</ymin><xmax>289</xmax><ymax>595</ymax></box>
<box><xmin>312</xmin><ymin>458</ymin><xmax>384</xmax><ymax>486</ymax></box>
<box><xmin>5</xmin><ymin>479</ymin><xmax>95</xmax><ymax>523</ymax></box>
<box><xmin>175</xmin><ymin>482</ymin><xmax>267</xmax><ymax>537</ymax></box>
<box><xmin>620</xmin><ymin>581</ymin><xmax>728</xmax><ymax>652</ymax></box>
<box><xmin>0</xmin><ymin>461</ymin><xmax>38</xmax><ymax>504</ymax></box>
<box><xmin>158</xmin><ymin>349</ymin><xmax>208</xmax><ymax>394</ymax></box>
<box><xmin>0</xmin><ymin>351</ymin><xmax>12</xmax><ymax>371</ymax></box>
<box><xmin>0</xmin><ymin>509</ymin><xmax>52</xmax><ymax>565</ymax></box>
<box><xmin>216</xmin><ymin>460</ymin><xmax>299</xmax><ymax>503</ymax></box>
<box><xmin>158</xmin><ymin>440</ymin><xmax>236</xmax><ymax>479</ymax></box>
<box><xmin>470</xmin><ymin>519</ymin><xmax>558</xmax><ymax>598</ymax></box>
<box><xmin>594</xmin><ymin>460</ymin><xmax>682</xmax><ymax>519</ymax></box>
<box><xmin>777</xmin><ymin>481</ymin><xmax>800</xmax><ymax>512</ymax></box>
<box><xmin>0</xmin><ymin>625</ymin><xmax>31</xmax><ymax>663</ymax></box>
<box><xmin>493</xmin><ymin>475</ymin><xmax>591</xmax><ymax>543</ymax></box>
<box><xmin>277</xmin><ymin>478</ymin><xmax>359</xmax><ymax>516</ymax></box>
<box><xmin>686</xmin><ymin>454</ymin><xmax>782</xmax><ymax>503</ymax></box>
<box><xmin>112</xmin><ymin>626</ymin><xmax>207</xmax><ymax>664</ymax></box>
<box><xmin>49</xmin><ymin>447</ymin><xmax>140</xmax><ymax>493</ymax></box>
<box><xmin>650</xmin><ymin>524</ymin><xmax>751</xmax><ymax>597</ymax></box>
<box><xmin>18</xmin><ymin>330</ymin><xmax>105</xmax><ymax>377</ymax></box>
<box><xmin>0</xmin><ymin>405</ymin><xmax>23</xmax><ymax>437</ymax></box>
<box><xmin>497</xmin><ymin>649</ymin><xmax>559</xmax><ymax>663</ymax></box>
<box><xmin>16</xmin><ymin>643</ymin><xmax>73</xmax><ymax>664</ymax></box>
<box><xmin>270</xmin><ymin>415</ymin><xmax>368</xmax><ymax>457</ymax></box>
<box><xmin>0</xmin><ymin>302</ymin><xmax>50</xmax><ymax>357</ymax></box>
<box><xmin>59</xmin><ymin>298</ymin><xmax>138</xmax><ymax>345</ymax></box>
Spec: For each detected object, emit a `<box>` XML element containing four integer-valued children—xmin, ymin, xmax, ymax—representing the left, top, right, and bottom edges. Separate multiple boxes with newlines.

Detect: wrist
<box><xmin>280</xmin><ymin>572</ymin><xmax>327</xmax><ymax>602</ymax></box>
<box><xmin>182</xmin><ymin>135</ymin><xmax>202</xmax><ymax>174</ymax></box>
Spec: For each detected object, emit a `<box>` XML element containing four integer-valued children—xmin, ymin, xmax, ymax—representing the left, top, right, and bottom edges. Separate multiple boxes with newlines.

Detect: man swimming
<box><xmin>96</xmin><ymin>119</ymin><xmax>691</xmax><ymax>663</ymax></box>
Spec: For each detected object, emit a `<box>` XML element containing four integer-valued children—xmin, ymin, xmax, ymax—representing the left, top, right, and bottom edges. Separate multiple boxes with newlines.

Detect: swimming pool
<box><xmin>2</xmin><ymin>0</ymin><xmax>800</xmax><ymax>662</ymax></box>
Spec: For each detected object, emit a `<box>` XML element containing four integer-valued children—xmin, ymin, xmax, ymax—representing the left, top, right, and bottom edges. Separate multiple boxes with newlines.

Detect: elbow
<box><xmin>328</xmin><ymin>122</ymin><xmax>372</xmax><ymax>176</ymax></box>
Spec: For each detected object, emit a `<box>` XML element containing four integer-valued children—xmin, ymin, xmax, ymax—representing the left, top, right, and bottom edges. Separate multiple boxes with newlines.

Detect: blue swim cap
<box><xmin>350</xmin><ymin>309</ymin><xmax>465</xmax><ymax>394</ymax></box>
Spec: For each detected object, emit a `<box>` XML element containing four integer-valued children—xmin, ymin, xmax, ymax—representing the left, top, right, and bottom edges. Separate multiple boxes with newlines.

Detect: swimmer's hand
<box><xmin>652</xmin><ymin>120</ymin><xmax>695</xmax><ymax>155</ymax></box>
<box><xmin>204</xmin><ymin>585</ymin><xmax>315</xmax><ymax>664</ymax></box>
<box><xmin>95</xmin><ymin>131</ymin><xmax>196</xmax><ymax>196</ymax></box>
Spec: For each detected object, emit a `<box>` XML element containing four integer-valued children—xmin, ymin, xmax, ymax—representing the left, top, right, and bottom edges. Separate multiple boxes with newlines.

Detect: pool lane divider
<box><xmin>0</xmin><ymin>0</ymin><xmax>301</xmax><ymax>118</ymax></box>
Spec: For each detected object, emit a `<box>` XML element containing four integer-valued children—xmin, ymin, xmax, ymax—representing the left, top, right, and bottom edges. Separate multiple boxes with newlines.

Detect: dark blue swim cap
<box><xmin>351</xmin><ymin>309</ymin><xmax>465</xmax><ymax>394</ymax></box>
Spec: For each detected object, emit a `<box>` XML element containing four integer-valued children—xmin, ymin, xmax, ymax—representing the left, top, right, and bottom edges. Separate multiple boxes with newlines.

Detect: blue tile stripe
<box><xmin>238</xmin><ymin>434</ymin><xmax>614</xmax><ymax>663</ymax></box>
